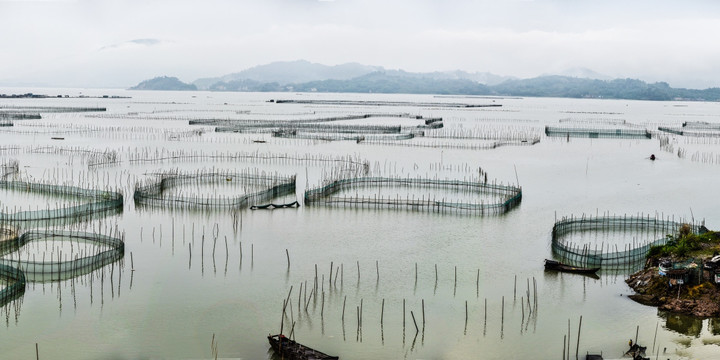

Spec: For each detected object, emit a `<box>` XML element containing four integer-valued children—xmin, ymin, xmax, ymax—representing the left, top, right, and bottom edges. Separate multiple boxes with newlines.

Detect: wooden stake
<box><xmin>381</xmin><ymin>298</ymin><xmax>384</xmax><ymax>325</ymax></box>
<box><xmin>576</xmin><ymin>315</ymin><xmax>583</xmax><ymax>359</ymax></box>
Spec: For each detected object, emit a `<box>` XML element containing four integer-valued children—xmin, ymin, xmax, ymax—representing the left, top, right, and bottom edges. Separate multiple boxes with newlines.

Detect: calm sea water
<box><xmin>1</xmin><ymin>89</ymin><xmax>720</xmax><ymax>359</ymax></box>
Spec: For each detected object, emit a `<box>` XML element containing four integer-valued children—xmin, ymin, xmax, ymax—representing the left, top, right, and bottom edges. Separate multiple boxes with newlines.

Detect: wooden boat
<box><xmin>251</xmin><ymin>201</ymin><xmax>300</xmax><ymax>210</ymax></box>
<box><xmin>544</xmin><ymin>259</ymin><xmax>600</xmax><ymax>275</ymax></box>
<box><xmin>267</xmin><ymin>334</ymin><xmax>339</xmax><ymax>360</ymax></box>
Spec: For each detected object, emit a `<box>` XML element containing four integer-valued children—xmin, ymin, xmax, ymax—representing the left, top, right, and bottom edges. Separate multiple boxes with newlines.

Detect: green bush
<box><xmin>648</xmin><ymin>229</ymin><xmax>715</xmax><ymax>259</ymax></box>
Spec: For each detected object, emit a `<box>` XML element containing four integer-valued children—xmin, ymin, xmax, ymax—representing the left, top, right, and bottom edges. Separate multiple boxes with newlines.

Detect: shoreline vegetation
<box><xmin>626</xmin><ymin>226</ymin><xmax>720</xmax><ymax>317</ymax></box>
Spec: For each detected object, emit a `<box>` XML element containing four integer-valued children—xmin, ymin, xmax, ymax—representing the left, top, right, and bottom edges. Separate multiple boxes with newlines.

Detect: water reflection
<box><xmin>710</xmin><ymin>318</ymin><xmax>720</xmax><ymax>336</ymax></box>
<box><xmin>658</xmin><ymin>311</ymin><xmax>703</xmax><ymax>337</ymax></box>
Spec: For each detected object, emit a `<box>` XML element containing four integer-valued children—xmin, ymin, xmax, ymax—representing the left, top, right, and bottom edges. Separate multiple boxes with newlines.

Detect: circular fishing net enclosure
<box><xmin>133</xmin><ymin>170</ymin><xmax>296</xmax><ymax>210</ymax></box>
<box><xmin>0</xmin><ymin>230</ymin><xmax>124</xmax><ymax>282</ymax></box>
<box><xmin>0</xmin><ymin>180</ymin><xmax>123</xmax><ymax>223</ymax></box>
<box><xmin>304</xmin><ymin>176</ymin><xmax>521</xmax><ymax>215</ymax></box>
<box><xmin>551</xmin><ymin>214</ymin><xmax>701</xmax><ymax>269</ymax></box>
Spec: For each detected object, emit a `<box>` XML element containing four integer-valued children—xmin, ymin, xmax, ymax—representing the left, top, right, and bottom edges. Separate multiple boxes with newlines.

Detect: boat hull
<box><xmin>544</xmin><ymin>259</ymin><xmax>600</xmax><ymax>274</ymax></box>
<box><xmin>267</xmin><ymin>334</ymin><xmax>339</xmax><ymax>360</ymax></box>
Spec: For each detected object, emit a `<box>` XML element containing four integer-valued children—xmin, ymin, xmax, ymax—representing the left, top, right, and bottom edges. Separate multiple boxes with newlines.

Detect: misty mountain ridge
<box><xmin>193</xmin><ymin>60</ymin><xmax>384</xmax><ymax>90</ymax></box>
<box><xmin>131</xmin><ymin>60</ymin><xmax>720</xmax><ymax>101</ymax></box>
<box><xmin>547</xmin><ymin>67</ymin><xmax>612</xmax><ymax>81</ymax></box>
<box><xmin>193</xmin><ymin>60</ymin><xmax>516</xmax><ymax>90</ymax></box>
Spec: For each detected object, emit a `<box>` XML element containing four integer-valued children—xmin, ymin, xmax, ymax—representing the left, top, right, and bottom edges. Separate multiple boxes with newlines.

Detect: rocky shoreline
<box><xmin>626</xmin><ymin>267</ymin><xmax>720</xmax><ymax>317</ymax></box>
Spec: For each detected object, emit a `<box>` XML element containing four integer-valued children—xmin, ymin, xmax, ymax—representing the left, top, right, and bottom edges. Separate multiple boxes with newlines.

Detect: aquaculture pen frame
<box><xmin>0</xmin><ymin>180</ymin><xmax>123</xmax><ymax>223</ymax></box>
<box><xmin>0</xmin><ymin>229</ymin><xmax>124</xmax><ymax>283</ymax></box>
<box><xmin>551</xmin><ymin>214</ymin><xmax>701</xmax><ymax>269</ymax></box>
<box><xmin>133</xmin><ymin>170</ymin><xmax>296</xmax><ymax>210</ymax></box>
<box><xmin>304</xmin><ymin>176</ymin><xmax>522</xmax><ymax>215</ymax></box>
<box><xmin>545</xmin><ymin>126</ymin><xmax>651</xmax><ymax>139</ymax></box>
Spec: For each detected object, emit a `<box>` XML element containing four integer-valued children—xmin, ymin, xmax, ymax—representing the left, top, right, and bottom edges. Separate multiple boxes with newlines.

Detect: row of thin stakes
<box><xmin>277</xmin><ymin>259</ymin><xmax>541</xmax><ymax>345</ymax></box>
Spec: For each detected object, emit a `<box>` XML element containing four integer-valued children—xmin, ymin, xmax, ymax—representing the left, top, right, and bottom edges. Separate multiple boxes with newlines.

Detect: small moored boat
<box><xmin>544</xmin><ymin>259</ymin><xmax>600</xmax><ymax>275</ymax></box>
<box><xmin>267</xmin><ymin>334</ymin><xmax>339</xmax><ymax>360</ymax></box>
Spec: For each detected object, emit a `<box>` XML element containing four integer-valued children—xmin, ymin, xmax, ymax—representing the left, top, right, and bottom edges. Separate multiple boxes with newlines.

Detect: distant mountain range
<box><xmin>192</xmin><ymin>60</ymin><xmax>384</xmax><ymax>90</ymax></box>
<box><xmin>130</xmin><ymin>60</ymin><xmax>720</xmax><ymax>101</ymax></box>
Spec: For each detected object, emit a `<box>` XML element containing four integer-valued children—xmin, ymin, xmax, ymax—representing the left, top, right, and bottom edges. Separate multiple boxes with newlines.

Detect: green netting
<box><xmin>208</xmin><ymin>113</ymin><xmax>439</xmax><ymax>141</ymax></box>
<box><xmin>0</xmin><ymin>112</ymin><xmax>41</xmax><ymax>120</ymax></box>
<box><xmin>218</xmin><ymin>123</ymin><xmax>404</xmax><ymax>134</ymax></box>
<box><xmin>304</xmin><ymin>176</ymin><xmax>522</xmax><ymax>215</ymax></box>
<box><xmin>0</xmin><ymin>225</ymin><xmax>19</xmax><ymax>253</ymax></box>
<box><xmin>658</xmin><ymin>126</ymin><xmax>720</xmax><ymax>137</ymax></box>
<box><xmin>0</xmin><ymin>105</ymin><xmax>105</xmax><ymax>113</ymax></box>
<box><xmin>0</xmin><ymin>181</ymin><xmax>123</xmax><ymax>223</ymax></box>
<box><xmin>683</xmin><ymin>121</ymin><xmax>720</xmax><ymax>130</ymax></box>
<box><xmin>191</xmin><ymin>113</ymin><xmax>442</xmax><ymax>127</ymax></box>
<box><xmin>0</xmin><ymin>230</ymin><xmax>124</xmax><ymax>283</ymax></box>
<box><xmin>0</xmin><ymin>263</ymin><xmax>25</xmax><ymax>307</ymax></box>
<box><xmin>133</xmin><ymin>170</ymin><xmax>296</xmax><ymax>210</ymax></box>
<box><xmin>545</xmin><ymin>126</ymin><xmax>651</xmax><ymax>139</ymax></box>
<box><xmin>551</xmin><ymin>215</ymin><xmax>700</xmax><ymax>268</ymax></box>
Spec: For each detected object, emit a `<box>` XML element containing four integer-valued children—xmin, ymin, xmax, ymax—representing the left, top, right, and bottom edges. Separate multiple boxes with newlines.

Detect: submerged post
<box><xmin>576</xmin><ymin>315</ymin><xmax>583</xmax><ymax>359</ymax></box>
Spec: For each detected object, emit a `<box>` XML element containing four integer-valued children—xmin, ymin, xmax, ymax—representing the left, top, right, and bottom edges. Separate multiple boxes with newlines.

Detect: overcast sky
<box><xmin>1</xmin><ymin>0</ymin><xmax>719</xmax><ymax>89</ymax></box>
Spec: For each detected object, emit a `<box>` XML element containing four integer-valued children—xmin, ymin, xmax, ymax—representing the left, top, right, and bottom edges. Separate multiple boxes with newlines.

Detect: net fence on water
<box><xmin>545</xmin><ymin>126</ymin><xmax>651</xmax><ymax>139</ymax></box>
<box><xmin>0</xmin><ymin>112</ymin><xmax>41</xmax><ymax>120</ymax></box>
<box><xmin>133</xmin><ymin>170</ymin><xmax>296</xmax><ymax>210</ymax></box>
<box><xmin>304</xmin><ymin>176</ymin><xmax>522</xmax><ymax>215</ymax></box>
<box><xmin>360</xmin><ymin>138</ymin><xmax>540</xmax><ymax>150</ymax></box>
<box><xmin>0</xmin><ymin>181</ymin><xmax>123</xmax><ymax>223</ymax></box>
<box><xmin>0</xmin><ymin>105</ymin><xmax>106</xmax><ymax>113</ymax></box>
<box><xmin>209</xmin><ymin>113</ymin><xmax>442</xmax><ymax>141</ymax></box>
<box><xmin>0</xmin><ymin>263</ymin><xmax>25</xmax><ymax>308</ymax></box>
<box><xmin>274</xmin><ymin>131</ymin><xmax>416</xmax><ymax>142</ymax></box>
<box><xmin>551</xmin><ymin>214</ymin><xmax>702</xmax><ymax>268</ymax></box>
<box><xmin>120</xmin><ymin>149</ymin><xmax>370</xmax><ymax>175</ymax></box>
<box><xmin>1</xmin><ymin>159</ymin><xmax>19</xmax><ymax>179</ymax></box>
<box><xmin>0</xmin><ymin>146</ymin><xmax>119</xmax><ymax>168</ymax></box>
<box><xmin>658</xmin><ymin>126</ymin><xmax>720</xmax><ymax>138</ymax></box>
<box><xmin>0</xmin><ymin>229</ymin><xmax>124</xmax><ymax>282</ymax></box>
<box><xmin>0</xmin><ymin>224</ymin><xmax>19</xmax><ymax>249</ymax></box>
